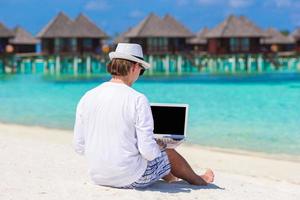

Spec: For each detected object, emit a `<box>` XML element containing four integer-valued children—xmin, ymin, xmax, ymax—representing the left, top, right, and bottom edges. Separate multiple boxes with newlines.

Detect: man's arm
<box><xmin>73</xmin><ymin>98</ymin><xmax>85</xmax><ymax>155</ymax></box>
<box><xmin>135</xmin><ymin>95</ymin><xmax>161</xmax><ymax>161</ymax></box>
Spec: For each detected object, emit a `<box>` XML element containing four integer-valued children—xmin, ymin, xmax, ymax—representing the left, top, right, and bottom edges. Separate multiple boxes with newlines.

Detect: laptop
<box><xmin>150</xmin><ymin>103</ymin><xmax>189</xmax><ymax>149</ymax></box>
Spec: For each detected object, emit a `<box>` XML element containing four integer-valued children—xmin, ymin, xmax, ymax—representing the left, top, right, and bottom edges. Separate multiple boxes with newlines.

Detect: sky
<box><xmin>0</xmin><ymin>0</ymin><xmax>299</xmax><ymax>38</ymax></box>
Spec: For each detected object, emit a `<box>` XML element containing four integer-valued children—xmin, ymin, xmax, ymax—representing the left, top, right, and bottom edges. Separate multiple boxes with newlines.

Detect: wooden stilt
<box><xmin>32</xmin><ymin>59</ymin><xmax>36</xmax><ymax>74</ymax></box>
<box><xmin>223</xmin><ymin>58</ymin><xmax>228</xmax><ymax>73</ymax></box>
<box><xmin>247</xmin><ymin>56</ymin><xmax>252</xmax><ymax>73</ymax></box>
<box><xmin>55</xmin><ymin>56</ymin><xmax>61</xmax><ymax>75</ymax></box>
<box><xmin>177</xmin><ymin>55</ymin><xmax>182</xmax><ymax>75</ymax></box>
<box><xmin>210</xmin><ymin>58</ymin><xmax>215</xmax><ymax>73</ymax></box>
<box><xmin>195</xmin><ymin>57</ymin><xmax>199</xmax><ymax>66</ymax></box>
<box><xmin>44</xmin><ymin>60</ymin><xmax>48</xmax><ymax>74</ymax></box>
<box><xmin>238</xmin><ymin>58</ymin><xmax>244</xmax><ymax>71</ymax></box>
<box><xmin>86</xmin><ymin>56</ymin><xmax>91</xmax><ymax>75</ymax></box>
<box><xmin>149</xmin><ymin>55</ymin><xmax>154</xmax><ymax>75</ymax></box>
<box><xmin>73</xmin><ymin>56</ymin><xmax>78</xmax><ymax>76</ymax></box>
<box><xmin>288</xmin><ymin>58</ymin><xmax>295</xmax><ymax>71</ymax></box>
<box><xmin>164</xmin><ymin>55</ymin><xmax>170</xmax><ymax>75</ymax></box>
<box><xmin>21</xmin><ymin>60</ymin><xmax>25</xmax><ymax>74</ymax></box>
<box><xmin>232</xmin><ymin>57</ymin><xmax>236</xmax><ymax>73</ymax></box>
<box><xmin>258</xmin><ymin>55</ymin><xmax>263</xmax><ymax>72</ymax></box>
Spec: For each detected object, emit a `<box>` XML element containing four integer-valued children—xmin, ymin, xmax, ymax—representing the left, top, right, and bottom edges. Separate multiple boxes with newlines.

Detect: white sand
<box><xmin>1</xmin><ymin>123</ymin><xmax>300</xmax><ymax>200</ymax></box>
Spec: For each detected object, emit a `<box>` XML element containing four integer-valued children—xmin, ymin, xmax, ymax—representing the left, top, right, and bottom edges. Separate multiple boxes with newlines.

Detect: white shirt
<box><xmin>73</xmin><ymin>81</ymin><xmax>161</xmax><ymax>187</ymax></box>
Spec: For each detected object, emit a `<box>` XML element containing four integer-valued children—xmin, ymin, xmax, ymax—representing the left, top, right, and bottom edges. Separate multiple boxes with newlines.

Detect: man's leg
<box><xmin>162</xmin><ymin>172</ymin><xmax>178</xmax><ymax>183</ymax></box>
<box><xmin>163</xmin><ymin>149</ymin><xmax>214</xmax><ymax>185</ymax></box>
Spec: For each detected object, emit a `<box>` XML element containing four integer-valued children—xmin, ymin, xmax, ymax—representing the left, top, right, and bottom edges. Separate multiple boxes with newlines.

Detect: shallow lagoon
<box><xmin>1</xmin><ymin>73</ymin><xmax>300</xmax><ymax>155</ymax></box>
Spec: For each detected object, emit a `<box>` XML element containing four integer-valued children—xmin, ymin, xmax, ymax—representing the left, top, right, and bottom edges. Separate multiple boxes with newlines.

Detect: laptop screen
<box><xmin>151</xmin><ymin>105</ymin><xmax>186</xmax><ymax>136</ymax></box>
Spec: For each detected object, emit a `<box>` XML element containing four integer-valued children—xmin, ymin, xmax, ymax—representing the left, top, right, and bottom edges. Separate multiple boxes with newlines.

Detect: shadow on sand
<box><xmin>137</xmin><ymin>180</ymin><xmax>225</xmax><ymax>193</ymax></box>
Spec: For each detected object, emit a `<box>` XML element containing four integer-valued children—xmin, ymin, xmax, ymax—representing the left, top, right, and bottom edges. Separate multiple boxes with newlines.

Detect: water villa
<box><xmin>292</xmin><ymin>28</ymin><xmax>300</xmax><ymax>53</ymax></box>
<box><xmin>37</xmin><ymin>12</ymin><xmax>108</xmax><ymax>55</ymax></box>
<box><xmin>261</xmin><ymin>28</ymin><xmax>295</xmax><ymax>53</ymax></box>
<box><xmin>1</xmin><ymin>13</ymin><xmax>300</xmax><ymax>75</ymax></box>
<box><xmin>123</xmin><ymin>13</ymin><xmax>193</xmax><ymax>55</ymax></box>
<box><xmin>204</xmin><ymin>15</ymin><xmax>267</xmax><ymax>55</ymax></box>
<box><xmin>9</xmin><ymin>27</ymin><xmax>38</xmax><ymax>53</ymax></box>
<box><xmin>113</xmin><ymin>28</ymin><xmax>131</xmax><ymax>46</ymax></box>
<box><xmin>0</xmin><ymin>12</ymin><xmax>109</xmax><ymax>75</ymax></box>
<box><xmin>0</xmin><ymin>22</ymin><xmax>14</xmax><ymax>54</ymax></box>
<box><xmin>187</xmin><ymin>27</ymin><xmax>209</xmax><ymax>54</ymax></box>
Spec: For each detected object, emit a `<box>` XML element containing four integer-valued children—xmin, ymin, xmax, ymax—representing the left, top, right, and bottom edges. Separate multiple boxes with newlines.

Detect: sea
<box><xmin>1</xmin><ymin>73</ymin><xmax>300</xmax><ymax>156</ymax></box>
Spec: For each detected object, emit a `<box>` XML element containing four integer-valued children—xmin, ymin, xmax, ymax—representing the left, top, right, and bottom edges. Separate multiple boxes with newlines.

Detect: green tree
<box><xmin>280</xmin><ymin>30</ymin><xmax>290</xmax><ymax>36</ymax></box>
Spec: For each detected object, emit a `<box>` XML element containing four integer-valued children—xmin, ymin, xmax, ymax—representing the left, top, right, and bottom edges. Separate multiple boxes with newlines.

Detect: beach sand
<box><xmin>1</xmin><ymin>123</ymin><xmax>300</xmax><ymax>200</ymax></box>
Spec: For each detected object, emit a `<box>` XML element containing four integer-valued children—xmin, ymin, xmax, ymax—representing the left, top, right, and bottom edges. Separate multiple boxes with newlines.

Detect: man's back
<box><xmin>73</xmin><ymin>82</ymin><xmax>160</xmax><ymax>187</ymax></box>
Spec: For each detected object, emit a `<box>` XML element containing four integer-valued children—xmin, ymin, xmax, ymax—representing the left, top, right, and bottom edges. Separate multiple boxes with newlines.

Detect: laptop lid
<box><xmin>150</xmin><ymin>103</ymin><xmax>189</xmax><ymax>138</ymax></box>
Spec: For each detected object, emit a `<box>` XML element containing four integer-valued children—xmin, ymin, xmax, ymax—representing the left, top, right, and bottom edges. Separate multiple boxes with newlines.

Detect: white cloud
<box><xmin>228</xmin><ymin>0</ymin><xmax>253</xmax><ymax>8</ymax></box>
<box><xmin>129</xmin><ymin>10</ymin><xmax>144</xmax><ymax>18</ymax></box>
<box><xmin>84</xmin><ymin>0</ymin><xmax>109</xmax><ymax>11</ymax></box>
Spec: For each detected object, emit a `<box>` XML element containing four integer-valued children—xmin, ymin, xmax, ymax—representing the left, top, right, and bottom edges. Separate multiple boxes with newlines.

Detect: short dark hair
<box><xmin>107</xmin><ymin>58</ymin><xmax>135</xmax><ymax>76</ymax></box>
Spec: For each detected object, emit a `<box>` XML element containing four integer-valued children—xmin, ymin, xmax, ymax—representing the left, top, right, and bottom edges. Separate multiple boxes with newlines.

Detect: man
<box><xmin>73</xmin><ymin>43</ymin><xmax>214</xmax><ymax>189</ymax></box>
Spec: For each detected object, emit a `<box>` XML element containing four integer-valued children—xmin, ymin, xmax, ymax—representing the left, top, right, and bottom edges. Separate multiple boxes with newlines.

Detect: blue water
<box><xmin>1</xmin><ymin>73</ymin><xmax>300</xmax><ymax>155</ymax></box>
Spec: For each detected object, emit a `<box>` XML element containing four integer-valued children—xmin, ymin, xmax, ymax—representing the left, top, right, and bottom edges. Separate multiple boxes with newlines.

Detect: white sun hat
<box><xmin>109</xmin><ymin>43</ymin><xmax>151</xmax><ymax>69</ymax></box>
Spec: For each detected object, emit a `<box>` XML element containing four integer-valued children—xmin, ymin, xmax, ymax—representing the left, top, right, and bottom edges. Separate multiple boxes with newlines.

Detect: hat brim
<box><xmin>109</xmin><ymin>52</ymin><xmax>151</xmax><ymax>69</ymax></box>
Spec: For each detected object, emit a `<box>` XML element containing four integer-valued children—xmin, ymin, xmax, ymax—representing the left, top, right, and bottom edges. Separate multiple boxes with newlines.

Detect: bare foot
<box><xmin>200</xmin><ymin>169</ymin><xmax>215</xmax><ymax>185</ymax></box>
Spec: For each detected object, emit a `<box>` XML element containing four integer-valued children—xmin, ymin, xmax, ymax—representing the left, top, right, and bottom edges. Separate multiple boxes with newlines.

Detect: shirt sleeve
<box><xmin>135</xmin><ymin>95</ymin><xmax>161</xmax><ymax>161</ymax></box>
<box><xmin>73</xmin><ymin>96</ymin><xmax>85</xmax><ymax>155</ymax></box>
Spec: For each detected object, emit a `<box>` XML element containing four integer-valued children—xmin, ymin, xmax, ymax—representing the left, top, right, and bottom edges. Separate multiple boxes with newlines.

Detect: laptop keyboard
<box><xmin>161</xmin><ymin>138</ymin><xmax>180</xmax><ymax>144</ymax></box>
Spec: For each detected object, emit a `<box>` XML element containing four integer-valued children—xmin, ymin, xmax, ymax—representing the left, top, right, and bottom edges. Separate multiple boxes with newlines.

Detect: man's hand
<box><xmin>155</xmin><ymin>139</ymin><xmax>167</xmax><ymax>150</ymax></box>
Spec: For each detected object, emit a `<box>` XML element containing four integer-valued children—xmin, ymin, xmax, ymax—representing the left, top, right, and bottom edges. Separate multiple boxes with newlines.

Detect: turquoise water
<box><xmin>1</xmin><ymin>73</ymin><xmax>300</xmax><ymax>155</ymax></box>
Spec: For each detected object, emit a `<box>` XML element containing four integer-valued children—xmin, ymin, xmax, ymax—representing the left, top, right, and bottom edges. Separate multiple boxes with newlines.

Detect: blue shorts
<box><xmin>124</xmin><ymin>150</ymin><xmax>171</xmax><ymax>189</ymax></box>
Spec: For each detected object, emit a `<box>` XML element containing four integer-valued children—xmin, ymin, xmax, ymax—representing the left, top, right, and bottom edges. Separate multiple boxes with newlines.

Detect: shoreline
<box><xmin>184</xmin><ymin>142</ymin><xmax>300</xmax><ymax>163</ymax></box>
<box><xmin>1</xmin><ymin>121</ymin><xmax>300</xmax><ymax>163</ymax></box>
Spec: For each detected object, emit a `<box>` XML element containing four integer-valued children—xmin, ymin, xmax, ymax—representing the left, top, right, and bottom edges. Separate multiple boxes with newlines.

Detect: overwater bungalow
<box><xmin>204</xmin><ymin>15</ymin><xmax>267</xmax><ymax>55</ymax></box>
<box><xmin>9</xmin><ymin>27</ymin><xmax>38</xmax><ymax>53</ymax></box>
<box><xmin>123</xmin><ymin>13</ymin><xmax>193</xmax><ymax>55</ymax></box>
<box><xmin>187</xmin><ymin>27</ymin><xmax>209</xmax><ymax>54</ymax></box>
<box><xmin>261</xmin><ymin>28</ymin><xmax>295</xmax><ymax>53</ymax></box>
<box><xmin>37</xmin><ymin>12</ymin><xmax>108</xmax><ymax>55</ymax></box>
<box><xmin>113</xmin><ymin>28</ymin><xmax>131</xmax><ymax>47</ymax></box>
<box><xmin>0</xmin><ymin>22</ymin><xmax>14</xmax><ymax>54</ymax></box>
<box><xmin>292</xmin><ymin>28</ymin><xmax>300</xmax><ymax>53</ymax></box>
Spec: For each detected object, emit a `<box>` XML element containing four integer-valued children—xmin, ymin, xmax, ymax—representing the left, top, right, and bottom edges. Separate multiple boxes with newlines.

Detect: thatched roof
<box><xmin>125</xmin><ymin>13</ymin><xmax>170</xmax><ymax>37</ymax></box>
<box><xmin>10</xmin><ymin>27</ymin><xmax>39</xmax><ymax>44</ymax></box>
<box><xmin>37</xmin><ymin>12</ymin><xmax>73</xmax><ymax>38</ymax></box>
<box><xmin>73</xmin><ymin>14</ymin><xmax>108</xmax><ymax>38</ymax></box>
<box><xmin>205</xmin><ymin>15</ymin><xmax>266</xmax><ymax>38</ymax></box>
<box><xmin>261</xmin><ymin>28</ymin><xmax>295</xmax><ymax>44</ymax></box>
<box><xmin>125</xmin><ymin>13</ymin><xmax>193</xmax><ymax>38</ymax></box>
<box><xmin>37</xmin><ymin>12</ymin><xmax>108</xmax><ymax>38</ymax></box>
<box><xmin>291</xmin><ymin>28</ymin><xmax>300</xmax><ymax>39</ymax></box>
<box><xmin>0</xmin><ymin>22</ymin><xmax>14</xmax><ymax>38</ymax></box>
<box><xmin>114</xmin><ymin>28</ymin><xmax>131</xmax><ymax>44</ymax></box>
<box><xmin>187</xmin><ymin>27</ymin><xmax>209</xmax><ymax>44</ymax></box>
<box><xmin>162</xmin><ymin>14</ymin><xmax>193</xmax><ymax>37</ymax></box>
